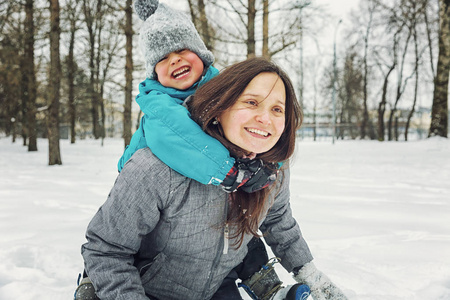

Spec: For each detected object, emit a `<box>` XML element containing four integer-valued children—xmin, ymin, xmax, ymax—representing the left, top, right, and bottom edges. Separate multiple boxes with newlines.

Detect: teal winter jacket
<box><xmin>118</xmin><ymin>66</ymin><xmax>235</xmax><ymax>185</ymax></box>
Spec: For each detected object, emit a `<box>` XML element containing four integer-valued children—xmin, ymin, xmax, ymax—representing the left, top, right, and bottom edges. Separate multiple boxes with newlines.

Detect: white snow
<box><xmin>0</xmin><ymin>137</ymin><xmax>449</xmax><ymax>300</ymax></box>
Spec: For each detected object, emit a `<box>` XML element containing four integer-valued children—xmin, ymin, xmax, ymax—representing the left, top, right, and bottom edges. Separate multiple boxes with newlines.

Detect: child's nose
<box><xmin>170</xmin><ymin>54</ymin><xmax>182</xmax><ymax>65</ymax></box>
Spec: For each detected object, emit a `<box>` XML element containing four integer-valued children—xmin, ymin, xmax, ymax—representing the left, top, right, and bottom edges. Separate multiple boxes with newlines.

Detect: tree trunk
<box><xmin>360</xmin><ymin>3</ymin><xmax>373</xmax><ymax>139</ymax></box>
<box><xmin>123</xmin><ymin>0</ymin><xmax>133</xmax><ymax>148</ymax></box>
<box><xmin>299</xmin><ymin>12</ymin><xmax>304</xmax><ymax>107</ymax></box>
<box><xmin>187</xmin><ymin>0</ymin><xmax>197</xmax><ymax>28</ymax></box>
<box><xmin>95</xmin><ymin>0</ymin><xmax>104</xmax><ymax>140</ymax></box>
<box><xmin>313</xmin><ymin>105</ymin><xmax>317</xmax><ymax>141</ymax></box>
<box><xmin>197</xmin><ymin>0</ymin><xmax>211</xmax><ymax>50</ymax></box>
<box><xmin>405</xmin><ymin>21</ymin><xmax>420</xmax><ymax>141</ymax></box>
<box><xmin>24</xmin><ymin>0</ymin><xmax>37</xmax><ymax>151</ymax></box>
<box><xmin>68</xmin><ymin>9</ymin><xmax>76</xmax><ymax>144</ymax></box>
<box><xmin>429</xmin><ymin>0</ymin><xmax>449</xmax><ymax>137</ymax></box>
<box><xmin>99</xmin><ymin>86</ymin><xmax>105</xmax><ymax>141</ymax></box>
<box><xmin>405</xmin><ymin>72</ymin><xmax>418</xmax><ymax>141</ymax></box>
<box><xmin>247</xmin><ymin>0</ymin><xmax>255</xmax><ymax>58</ymax></box>
<box><xmin>48</xmin><ymin>0</ymin><xmax>62</xmax><ymax>165</ymax></box>
<box><xmin>388</xmin><ymin>30</ymin><xmax>412</xmax><ymax>141</ymax></box>
<box><xmin>394</xmin><ymin>116</ymin><xmax>399</xmax><ymax>141</ymax></box>
<box><xmin>378</xmin><ymin>64</ymin><xmax>395</xmax><ymax>141</ymax></box>
<box><xmin>20</xmin><ymin>55</ymin><xmax>28</xmax><ymax>146</ymax></box>
<box><xmin>83</xmin><ymin>0</ymin><xmax>99</xmax><ymax>139</ymax></box>
<box><xmin>262</xmin><ymin>0</ymin><xmax>269</xmax><ymax>58</ymax></box>
<box><xmin>423</xmin><ymin>1</ymin><xmax>436</xmax><ymax>77</ymax></box>
<box><xmin>187</xmin><ymin>0</ymin><xmax>212</xmax><ymax>50</ymax></box>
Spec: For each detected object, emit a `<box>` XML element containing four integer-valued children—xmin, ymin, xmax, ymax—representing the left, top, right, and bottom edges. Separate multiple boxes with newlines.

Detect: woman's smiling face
<box><xmin>217</xmin><ymin>72</ymin><xmax>286</xmax><ymax>154</ymax></box>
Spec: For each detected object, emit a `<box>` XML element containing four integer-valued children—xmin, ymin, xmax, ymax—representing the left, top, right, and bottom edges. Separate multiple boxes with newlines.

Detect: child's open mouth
<box><xmin>172</xmin><ymin>66</ymin><xmax>191</xmax><ymax>79</ymax></box>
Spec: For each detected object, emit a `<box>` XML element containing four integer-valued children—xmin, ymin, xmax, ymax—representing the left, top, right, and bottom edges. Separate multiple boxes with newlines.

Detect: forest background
<box><xmin>0</xmin><ymin>0</ymin><xmax>449</xmax><ymax>165</ymax></box>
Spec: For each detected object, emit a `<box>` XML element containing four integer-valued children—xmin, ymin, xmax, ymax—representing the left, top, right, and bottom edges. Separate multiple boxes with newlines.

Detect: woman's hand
<box><xmin>293</xmin><ymin>262</ymin><xmax>348</xmax><ymax>300</ymax></box>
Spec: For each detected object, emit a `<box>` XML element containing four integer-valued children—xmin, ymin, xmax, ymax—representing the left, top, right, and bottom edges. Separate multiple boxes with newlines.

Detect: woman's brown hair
<box><xmin>188</xmin><ymin>57</ymin><xmax>303</xmax><ymax>247</ymax></box>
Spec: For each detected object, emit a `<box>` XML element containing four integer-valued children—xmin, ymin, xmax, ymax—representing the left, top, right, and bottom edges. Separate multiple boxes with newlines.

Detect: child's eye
<box><xmin>176</xmin><ymin>49</ymin><xmax>187</xmax><ymax>54</ymax></box>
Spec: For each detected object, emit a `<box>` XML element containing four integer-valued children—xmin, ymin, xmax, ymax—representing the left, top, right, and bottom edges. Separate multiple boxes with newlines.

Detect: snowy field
<box><xmin>0</xmin><ymin>137</ymin><xmax>449</xmax><ymax>300</ymax></box>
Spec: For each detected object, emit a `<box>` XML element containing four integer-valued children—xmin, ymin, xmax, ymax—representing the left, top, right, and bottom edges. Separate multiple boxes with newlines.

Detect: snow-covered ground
<box><xmin>0</xmin><ymin>137</ymin><xmax>449</xmax><ymax>300</ymax></box>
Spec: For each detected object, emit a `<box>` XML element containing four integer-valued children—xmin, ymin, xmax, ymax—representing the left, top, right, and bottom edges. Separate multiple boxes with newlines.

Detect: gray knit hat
<box><xmin>135</xmin><ymin>0</ymin><xmax>215</xmax><ymax>79</ymax></box>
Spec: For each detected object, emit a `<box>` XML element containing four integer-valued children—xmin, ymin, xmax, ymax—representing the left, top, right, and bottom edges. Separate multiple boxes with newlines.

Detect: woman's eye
<box><xmin>273</xmin><ymin>107</ymin><xmax>284</xmax><ymax>113</ymax></box>
<box><xmin>246</xmin><ymin>100</ymin><xmax>257</xmax><ymax>106</ymax></box>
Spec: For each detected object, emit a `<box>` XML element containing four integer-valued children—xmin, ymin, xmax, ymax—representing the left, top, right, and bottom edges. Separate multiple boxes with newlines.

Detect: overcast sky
<box><xmin>313</xmin><ymin>0</ymin><xmax>360</xmax><ymax>19</ymax></box>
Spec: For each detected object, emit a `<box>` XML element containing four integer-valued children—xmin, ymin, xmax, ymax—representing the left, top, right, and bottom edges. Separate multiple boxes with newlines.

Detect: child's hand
<box><xmin>239</xmin><ymin>160</ymin><xmax>278</xmax><ymax>193</ymax></box>
<box><xmin>221</xmin><ymin>158</ymin><xmax>278</xmax><ymax>193</ymax></box>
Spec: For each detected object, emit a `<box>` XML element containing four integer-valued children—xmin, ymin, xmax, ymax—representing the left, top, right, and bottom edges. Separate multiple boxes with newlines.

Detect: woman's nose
<box><xmin>255</xmin><ymin>109</ymin><xmax>271</xmax><ymax>125</ymax></box>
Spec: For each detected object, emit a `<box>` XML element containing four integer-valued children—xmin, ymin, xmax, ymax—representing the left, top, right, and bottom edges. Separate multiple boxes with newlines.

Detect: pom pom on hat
<box><xmin>134</xmin><ymin>0</ymin><xmax>159</xmax><ymax>21</ymax></box>
<box><xmin>136</xmin><ymin>0</ymin><xmax>214</xmax><ymax>79</ymax></box>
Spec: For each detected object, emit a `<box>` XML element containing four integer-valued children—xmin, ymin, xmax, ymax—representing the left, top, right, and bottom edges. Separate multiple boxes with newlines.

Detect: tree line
<box><xmin>0</xmin><ymin>0</ymin><xmax>448</xmax><ymax>165</ymax></box>
<box><xmin>328</xmin><ymin>0</ymin><xmax>449</xmax><ymax>142</ymax></box>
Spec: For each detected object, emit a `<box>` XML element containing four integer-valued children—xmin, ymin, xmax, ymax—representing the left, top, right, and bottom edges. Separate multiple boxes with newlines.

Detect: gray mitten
<box><xmin>293</xmin><ymin>262</ymin><xmax>347</xmax><ymax>300</ymax></box>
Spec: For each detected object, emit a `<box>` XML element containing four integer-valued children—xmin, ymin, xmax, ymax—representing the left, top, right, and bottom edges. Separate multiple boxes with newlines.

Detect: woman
<box><xmin>80</xmin><ymin>58</ymin><xmax>347</xmax><ymax>300</ymax></box>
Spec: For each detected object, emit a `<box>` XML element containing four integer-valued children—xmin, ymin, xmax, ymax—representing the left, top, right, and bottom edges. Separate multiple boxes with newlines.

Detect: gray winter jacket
<box><xmin>81</xmin><ymin>148</ymin><xmax>313</xmax><ymax>300</ymax></box>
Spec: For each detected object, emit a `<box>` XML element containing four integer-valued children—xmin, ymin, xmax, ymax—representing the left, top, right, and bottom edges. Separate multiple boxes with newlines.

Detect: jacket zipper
<box><xmin>223</xmin><ymin>223</ymin><xmax>229</xmax><ymax>254</ymax></box>
<box><xmin>201</xmin><ymin>196</ymin><xmax>229</xmax><ymax>299</ymax></box>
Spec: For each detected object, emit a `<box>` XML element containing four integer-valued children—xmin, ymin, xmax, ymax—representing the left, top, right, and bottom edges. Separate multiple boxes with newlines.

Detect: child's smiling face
<box><xmin>155</xmin><ymin>49</ymin><xmax>204</xmax><ymax>90</ymax></box>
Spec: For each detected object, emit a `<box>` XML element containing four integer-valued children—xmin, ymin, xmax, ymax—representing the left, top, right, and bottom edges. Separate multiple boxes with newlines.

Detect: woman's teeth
<box><xmin>247</xmin><ymin>128</ymin><xmax>269</xmax><ymax>137</ymax></box>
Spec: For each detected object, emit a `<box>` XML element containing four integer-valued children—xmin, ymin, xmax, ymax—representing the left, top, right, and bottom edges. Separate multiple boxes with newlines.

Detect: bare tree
<box><xmin>65</xmin><ymin>0</ymin><xmax>81</xmax><ymax>144</ymax></box>
<box><xmin>424</xmin><ymin>0</ymin><xmax>437</xmax><ymax>76</ymax></box>
<box><xmin>339</xmin><ymin>51</ymin><xmax>364</xmax><ymax>139</ymax></box>
<box><xmin>405</xmin><ymin>23</ymin><xmax>420</xmax><ymax>141</ymax></box>
<box><xmin>0</xmin><ymin>1</ymin><xmax>13</xmax><ymax>35</ymax></box>
<box><xmin>122</xmin><ymin>0</ymin><xmax>133</xmax><ymax>147</ymax></box>
<box><xmin>377</xmin><ymin>62</ymin><xmax>396</xmax><ymax>141</ymax></box>
<box><xmin>205</xmin><ymin>0</ymin><xmax>306</xmax><ymax>63</ymax></box>
<box><xmin>82</xmin><ymin>0</ymin><xmax>103</xmax><ymax>139</ymax></box>
<box><xmin>385</xmin><ymin>4</ymin><xmax>414</xmax><ymax>141</ymax></box>
<box><xmin>0</xmin><ymin>1</ymin><xmax>22</xmax><ymax>142</ymax></box>
<box><xmin>48</xmin><ymin>0</ymin><xmax>62</xmax><ymax>165</ymax></box>
<box><xmin>360</xmin><ymin>0</ymin><xmax>375</xmax><ymax>139</ymax></box>
<box><xmin>23</xmin><ymin>0</ymin><xmax>38</xmax><ymax>151</ymax></box>
<box><xmin>247</xmin><ymin>0</ymin><xmax>256</xmax><ymax>57</ymax></box>
<box><xmin>262</xmin><ymin>0</ymin><xmax>269</xmax><ymax>58</ymax></box>
<box><xmin>405</xmin><ymin>2</ymin><xmax>424</xmax><ymax>141</ymax></box>
<box><xmin>188</xmin><ymin>0</ymin><xmax>214</xmax><ymax>51</ymax></box>
<box><xmin>429</xmin><ymin>0</ymin><xmax>449</xmax><ymax>137</ymax></box>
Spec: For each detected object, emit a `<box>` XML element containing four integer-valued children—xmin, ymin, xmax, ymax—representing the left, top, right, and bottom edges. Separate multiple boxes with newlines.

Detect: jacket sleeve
<box><xmin>260</xmin><ymin>168</ymin><xmax>314</xmax><ymax>272</ymax></box>
<box><xmin>117</xmin><ymin>117</ymin><xmax>148</xmax><ymax>172</ymax></box>
<box><xmin>82</xmin><ymin>150</ymin><xmax>170</xmax><ymax>300</ymax></box>
<box><xmin>137</xmin><ymin>90</ymin><xmax>234</xmax><ymax>185</ymax></box>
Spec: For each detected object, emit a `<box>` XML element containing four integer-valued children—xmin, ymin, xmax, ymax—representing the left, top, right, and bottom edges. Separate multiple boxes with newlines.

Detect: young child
<box><xmin>75</xmin><ymin>1</ymin><xmax>309</xmax><ymax>300</ymax></box>
<box><xmin>117</xmin><ymin>0</ymin><xmax>276</xmax><ymax>193</ymax></box>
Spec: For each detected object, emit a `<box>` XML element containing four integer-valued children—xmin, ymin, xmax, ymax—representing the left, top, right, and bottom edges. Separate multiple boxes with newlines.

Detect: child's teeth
<box><xmin>173</xmin><ymin>67</ymin><xmax>189</xmax><ymax>77</ymax></box>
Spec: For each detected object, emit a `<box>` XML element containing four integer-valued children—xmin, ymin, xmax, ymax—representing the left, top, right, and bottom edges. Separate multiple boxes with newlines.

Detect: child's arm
<box><xmin>137</xmin><ymin>90</ymin><xmax>233</xmax><ymax>185</ymax></box>
<box><xmin>117</xmin><ymin>118</ymin><xmax>148</xmax><ymax>172</ymax></box>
